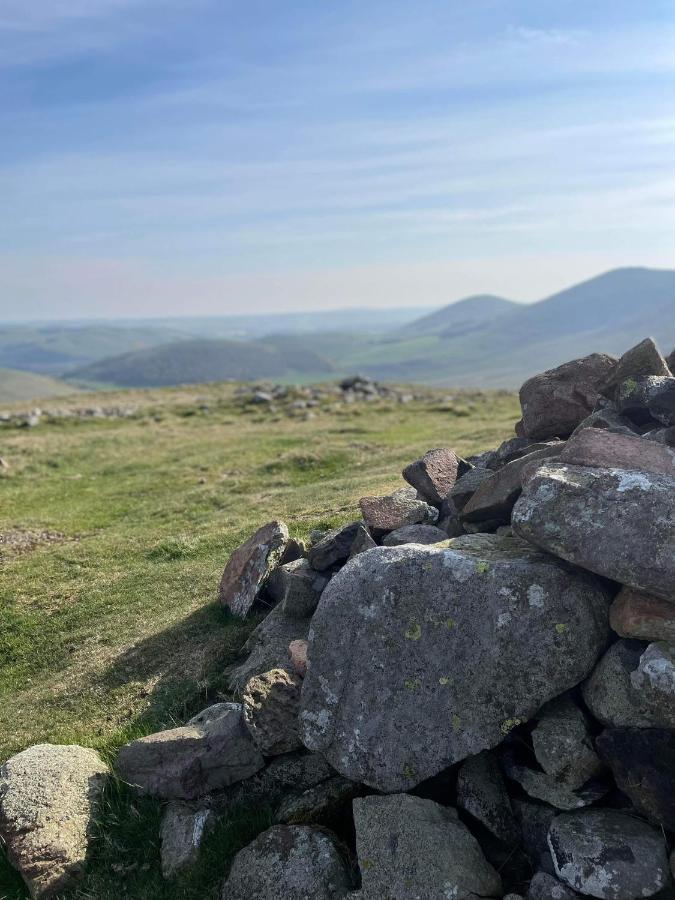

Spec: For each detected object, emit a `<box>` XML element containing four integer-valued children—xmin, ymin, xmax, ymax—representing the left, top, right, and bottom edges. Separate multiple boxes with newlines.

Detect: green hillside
<box><xmin>0</xmin><ymin>367</ymin><xmax>80</xmax><ymax>404</ymax></box>
<box><xmin>68</xmin><ymin>338</ymin><xmax>335</xmax><ymax>388</ymax></box>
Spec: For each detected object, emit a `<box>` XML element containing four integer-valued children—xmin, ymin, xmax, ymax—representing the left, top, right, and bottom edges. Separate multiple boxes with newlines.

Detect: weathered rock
<box><xmin>300</xmin><ymin>534</ymin><xmax>610</xmax><ymax>792</ymax></box>
<box><xmin>644</xmin><ymin>425</ymin><xmax>675</xmax><ymax>445</ymax></box>
<box><xmin>547</xmin><ymin>809</ymin><xmax>671</xmax><ymax>899</ymax></box>
<box><xmin>570</xmin><ymin>407</ymin><xmax>637</xmax><ymax>439</ymax></box>
<box><xmin>513</xmin><ymin>799</ymin><xmax>557</xmax><ymax>874</ymax></box>
<box><xmin>502</xmin><ymin>756</ymin><xmax>607</xmax><ymax>811</ymax></box>
<box><xmin>219</xmin><ymin>521</ymin><xmax>290</xmax><ymax>617</ymax></box>
<box><xmin>461</xmin><ymin>443</ymin><xmax>565</xmax><ymax>526</ymax></box>
<box><xmin>275</xmin><ymin>558</ymin><xmax>328</xmax><ymax>618</ymax></box>
<box><xmin>289</xmin><ymin>639</ymin><xmax>308</xmax><ymax>677</ymax></box>
<box><xmin>160</xmin><ymin>802</ymin><xmax>214</xmax><ymax>878</ymax></box>
<box><xmin>488</xmin><ymin>436</ymin><xmax>546</xmax><ymax>469</ymax></box>
<box><xmin>117</xmin><ymin>702</ymin><xmax>264</xmax><ymax>799</ymax></box>
<box><xmin>560</xmin><ymin>427</ymin><xmax>675</xmax><ymax>478</ymax></box>
<box><xmin>352</xmin><ymin>794</ymin><xmax>502</xmax><ymax>900</ymax></box>
<box><xmin>582</xmin><ymin>640</ymin><xmax>675</xmax><ymax>729</ymax></box>
<box><xmin>348</xmin><ymin>524</ymin><xmax>377</xmax><ymax>558</ymax></box>
<box><xmin>210</xmin><ymin>751</ymin><xmax>334</xmax><ymax>814</ymax></box>
<box><xmin>225</xmin><ymin>605</ymin><xmax>311</xmax><ymax>693</ymax></box>
<box><xmin>0</xmin><ymin>744</ymin><xmax>109</xmax><ymax>898</ymax></box>
<box><xmin>242</xmin><ymin>668</ymin><xmax>303</xmax><ymax>756</ymax></box>
<box><xmin>220</xmin><ymin>825</ymin><xmax>352</xmax><ymax>900</ymax></box>
<box><xmin>513</xmin><ymin>463</ymin><xmax>675</xmax><ymax>601</ymax></box>
<box><xmin>531</xmin><ymin>696</ymin><xmax>603</xmax><ymax>790</ymax></box>
<box><xmin>275</xmin><ymin>775</ymin><xmax>360</xmax><ymax>826</ymax></box>
<box><xmin>519</xmin><ymin>353</ymin><xmax>617</xmax><ymax>440</ymax></box>
<box><xmin>527</xmin><ymin>871</ymin><xmax>582</xmax><ymax>899</ymax></box>
<box><xmin>610</xmin><ymin>588</ymin><xmax>675</xmax><ymax>641</ymax></box>
<box><xmin>381</xmin><ymin>524</ymin><xmax>448</xmax><ymax>546</ymax></box>
<box><xmin>308</xmin><ymin>522</ymin><xmax>363</xmax><ymax>571</ymax></box>
<box><xmin>402</xmin><ymin>447</ymin><xmax>466</xmax><ymax>505</ymax></box>
<box><xmin>601</xmin><ymin>337</ymin><xmax>671</xmax><ymax>399</ymax></box>
<box><xmin>450</xmin><ymin>466</ymin><xmax>495</xmax><ymax>511</ymax></box>
<box><xmin>596</xmin><ymin>728</ymin><xmax>675</xmax><ymax>831</ymax></box>
<box><xmin>456</xmin><ymin>751</ymin><xmax>519</xmax><ymax>845</ymax></box>
<box><xmin>436</xmin><ymin>496</ymin><xmax>465</xmax><ymax>536</ymax></box>
<box><xmin>359</xmin><ymin>486</ymin><xmax>438</xmax><ymax>533</ymax></box>
<box><xmin>617</xmin><ymin>375</ymin><xmax>675</xmax><ymax>426</ymax></box>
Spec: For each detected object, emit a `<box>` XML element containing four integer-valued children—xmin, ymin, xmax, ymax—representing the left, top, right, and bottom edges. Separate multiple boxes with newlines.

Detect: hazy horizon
<box><xmin>2</xmin><ymin>1</ymin><xmax>674</xmax><ymax>320</ymax></box>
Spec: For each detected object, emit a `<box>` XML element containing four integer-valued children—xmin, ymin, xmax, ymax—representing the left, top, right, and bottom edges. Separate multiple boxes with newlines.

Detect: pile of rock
<box><xmin>0</xmin><ymin>404</ymin><xmax>137</xmax><ymax>428</ymax></box>
<box><xmin>1</xmin><ymin>337</ymin><xmax>675</xmax><ymax>898</ymax></box>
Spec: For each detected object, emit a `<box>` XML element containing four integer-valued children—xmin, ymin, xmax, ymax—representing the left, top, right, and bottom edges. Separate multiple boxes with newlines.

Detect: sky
<box><xmin>1</xmin><ymin>0</ymin><xmax>674</xmax><ymax>321</ymax></box>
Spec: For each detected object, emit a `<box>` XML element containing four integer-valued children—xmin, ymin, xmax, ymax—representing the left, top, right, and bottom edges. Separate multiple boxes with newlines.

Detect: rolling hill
<box><xmin>67</xmin><ymin>338</ymin><xmax>335</xmax><ymax>387</ymax></box>
<box><xmin>0</xmin><ymin>367</ymin><xmax>80</xmax><ymax>404</ymax></box>
<box><xmin>399</xmin><ymin>294</ymin><xmax>517</xmax><ymax>338</ymax></box>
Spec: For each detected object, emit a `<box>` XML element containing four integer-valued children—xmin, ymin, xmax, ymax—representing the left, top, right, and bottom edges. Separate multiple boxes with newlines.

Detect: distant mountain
<box><xmin>67</xmin><ymin>338</ymin><xmax>334</xmax><ymax>388</ymax></box>
<box><xmin>0</xmin><ymin>367</ymin><xmax>80</xmax><ymax>404</ymax></box>
<box><xmin>401</xmin><ymin>295</ymin><xmax>517</xmax><ymax>338</ymax></box>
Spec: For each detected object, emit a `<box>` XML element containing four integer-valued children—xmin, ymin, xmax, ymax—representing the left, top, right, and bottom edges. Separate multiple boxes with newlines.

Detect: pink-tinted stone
<box><xmin>610</xmin><ymin>588</ymin><xmax>675</xmax><ymax>641</ymax></box>
<box><xmin>289</xmin><ymin>640</ymin><xmax>308</xmax><ymax>678</ymax></box>
<box><xmin>402</xmin><ymin>448</ymin><xmax>463</xmax><ymax>505</ymax></box>
<box><xmin>359</xmin><ymin>487</ymin><xmax>437</xmax><ymax>532</ymax></box>
<box><xmin>561</xmin><ymin>427</ymin><xmax>675</xmax><ymax>478</ymax></box>
<box><xmin>219</xmin><ymin>521</ymin><xmax>289</xmax><ymax>617</ymax></box>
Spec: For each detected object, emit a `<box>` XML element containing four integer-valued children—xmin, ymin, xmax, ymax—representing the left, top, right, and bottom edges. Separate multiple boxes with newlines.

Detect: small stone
<box><xmin>381</xmin><ymin>524</ymin><xmax>448</xmax><ymax>546</ymax></box>
<box><xmin>456</xmin><ymin>750</ymin><xmax>519</xmax><ymax>845</ymax></box>
<box><xmin>547</xmin><ymin>809</ymin><xmax>670</xmax><ymax>899</ymax></box>
<box><xmin>601</xmin><ymin>337</ymin><xmax>671</xmax><ymax>399</ymax></box>
<box><xmin>402</xmin><ymin>448</ymin><xmax>466</xmax><ymax>505</ymax></box>
<box><xmin>289</xmin><ymin>639</ymin><xmax>308</xmax><ymax>677</ymax></box>
<box><xmin>0</xmin><ymin>744</ymin><xmax>109</xmax><ymax>898</ymax></box>
<box><xmin>502</xmin><ymin>756</ymin><xmax>607</xmax><ymax>811</ymax></box>
<box><xmin>160</xmin><ymin>803</ymin><xmax>214</xmax><ymax>878</ymax></box>
<box><xmin>219</xmin><ymin>521</ymin><xmax>290</xmax><ymax>617</ymax></box>
<box><xmin>348</xmin><ymin>524</ymin><xmax>377</xmax><ymax>558</ymax></box>
<box><xmin>353</xmin><ymin>794</ymin><xmax>502</xmax><ymax>899</ymax></box>
<box><xmin>527</xmin><ymin>871</ymin><xmax>582</xmax><ymax>899</ymax></box>
<box><xmin>220</xmin><ymin>825</ymin><xmax>352</xmax><ymax>900</ymax></box>
<box><xmin>570</xmin><ymin>407</ymin><xmax>637</xmax><ymax>439</ymax></box>
<box><xmin>308</xmin><ymin>521</ymin><xmax>363</xmax><ymax>571</ymax></box>
<box><xmin>596</xmin><ymin>727</ymin><xmax>675</xmax><ymax>831</ymax></box>
<box><xmin>242</xmin><ymin>668</ymin><xmax>302</xmax><ymax>756</ymax></box>
<box><xmin>609</xmin><ymin>587</ymin><xmax>675</xmax><ymax>641</ymax></box>
<box><xmin>449</xmin><ymin>467</ymin><xmax>495</xmax><ymax>511</ymax></box>
<box><xmin>582</xmin><ymin>640</ymin><xmax>675</xmax><ymax>729</ymax></box>
<box><xmin>531</xmin><ymin>696</ymin><xmax>603</xmax><ymax>790</ymax></box>
<box><xmin>359</xmin><ymin>486</ymin><xmax>438</xmax><ymax>532</ymax></box>
<box><xmin>277</xmin><ymin>559</ymin><xmax>328</xmax><ymax>618</ymax></box>
<box><xmin>519</xmin><ymin>353</ymin><xmax>617</xmax><ymax>440</ymax></box>
<box><xmin>117</xmin><ymin>703</ymin><xmax>264</xmax><ymax>799</ymax></box>
<box><xmin>275</xmin><ymin>775</ymin><xmax>360</xmax><ymax>826</ymax></box>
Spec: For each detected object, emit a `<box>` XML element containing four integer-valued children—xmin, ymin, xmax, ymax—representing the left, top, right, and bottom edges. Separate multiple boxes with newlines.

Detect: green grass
<box><xmin>0</xmin><ymin>380</ymin><xmax>519</xmax><ymax>898</ymax></box>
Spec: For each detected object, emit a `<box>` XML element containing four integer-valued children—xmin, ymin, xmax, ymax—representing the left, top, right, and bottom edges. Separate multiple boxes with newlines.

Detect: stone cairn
<box><xmin>1</xmin><ymin>337</ymin><xmax>675</xmax><ymax>898</ymax></box>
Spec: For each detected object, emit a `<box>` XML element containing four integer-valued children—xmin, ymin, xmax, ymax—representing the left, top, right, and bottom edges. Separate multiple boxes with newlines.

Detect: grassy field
<box><xmin>0</xmin><ymin>381</ymin><xmax>519</xmax><ymax>898</ymax></box>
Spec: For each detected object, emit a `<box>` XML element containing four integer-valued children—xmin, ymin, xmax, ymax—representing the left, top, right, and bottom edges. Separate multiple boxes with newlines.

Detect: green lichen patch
<box><xmin>404</xmin><ymin>621</ymin><xmax>422</xmax><ymax>641</ymax></box>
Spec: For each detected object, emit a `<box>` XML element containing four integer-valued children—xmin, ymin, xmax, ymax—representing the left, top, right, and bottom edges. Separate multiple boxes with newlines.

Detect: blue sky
<box><xmin>1</xmin><ymin>0</ymin><xmax>674</xmax><ymax>320</ymax></box>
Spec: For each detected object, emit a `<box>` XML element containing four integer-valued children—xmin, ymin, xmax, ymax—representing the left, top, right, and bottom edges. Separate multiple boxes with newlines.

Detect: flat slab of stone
<box><xmin>513</xmin><ymin>463</ymin><xmax>675</xmax><ymax>601</ymax></box>
<box><xmin>221</xmin><ymin>825</ymin><xmax>352</xmax><ymax>900</ymax></box>
<box><xmin>359</xmin><ymin>487</ymin><xmax>438</xmax><ymax>532</ymax></box>
<box><xmin>219</xmin><ymin>521</ymin><xmax>289</xmax><ymax>617</ymax></box>
<box><xmin>300</xmin><ymin>534</ymin><xmax>610</xmax><ymax>792</ymax></box>
<box><xmin>381</xmin><ymin>524</ymin><xmax>448</xmax><ymax>546</ymax></box>
<box><xmin>0</xmin><ymin>744</ymin><xmax>109</xmax><ymax>898</ymax></box>
<box><xmin>610</xmin><ymin>587</ymin><xmax>675</xmax><ymax>641</ymax></box>
<box><xmin>353</xmin><ymin>794</ymin><xmax>502</xmax><ymax>899</ymax></box>
<box><xmin>560</xmin><ymin>426</ymin><xmax>675</xmax><ymax>477</ymax></box>
<box><xmin>548</xmin><ymin>809</ymin><xmax>671</xmax><ymax>899</ymax></box>
<box><xmin>519</xmin><ymin>353</ymin><xmax>617</xmax><ymax>440</ymax></box>
<box><xmin>117</xmin><ymin>703</ymin><xmax>264</xmax><ymax>800</ymax></box>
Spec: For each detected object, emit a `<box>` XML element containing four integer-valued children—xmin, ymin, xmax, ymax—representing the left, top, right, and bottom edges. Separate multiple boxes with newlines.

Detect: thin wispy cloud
<box><xmin>0</xmin><ymin>0</ymin><xmax>674</xmax><ymax>319</ymax></box>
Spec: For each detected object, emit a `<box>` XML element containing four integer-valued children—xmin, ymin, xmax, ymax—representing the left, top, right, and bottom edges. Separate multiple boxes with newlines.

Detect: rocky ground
<box><xmin>1</xmin><ymin>338</ymin><xmax>675</xmax><ymax>898</ymax></box>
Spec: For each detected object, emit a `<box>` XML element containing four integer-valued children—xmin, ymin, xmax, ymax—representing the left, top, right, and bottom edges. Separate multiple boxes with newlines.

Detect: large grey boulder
<box><xmin>0</xmin><ymin>744</ymin><xmax>109</xmax><ymax>898</ymax></box>
<box><xmin>513</xmin><ymin>463</ymin><xmax>675</xmax><ymax>601</ymax></box>
<box><xmin>117</xmin><ymin>703</ymin><xmax>264</xmax><ymax>799</ymax></box>
<box><xmin>547</xmin><ymin>809</ymin><xmax>671</xmax><ymax>898</ymax></box>
<box><xmin>359</xmin><ymin>486</ymin><xmax>438</xmax><ymax>533</ymax></box>
<box><xmin>352</xmin><ymin>794</ymin><xmax>502</xmax><ymax>899</ymax></box>
<box><xmin>242</xmin><ymin>668</ymin><xmax>303</xmax><ymax>756</ymax></box>
<box><xmin>596</xmin><ymin>727</ymin><xmax>675</xmax><ymax>831</ymax></box>
<box><xmin>221</xmin><ymin>825</ymin><xmax>352</xmax><ymax>899</ymax></box>
<box><xmin>219</xmin><ymin>521</ymin><xmax>290</xmax><ymax>616</ymax></box>
<box><xmin>456</xmin><ymin>750</ymin><xmax>519</xmax><ymax>845</ymax></box>
<box><xmin>601</xmin><ymin>337</ymin><xmax>671</xmax><ymax>399</ymax></box>
<box><xmin>582</xmin><ymin>640</ymin><xmax>675</xmax><ymax>729</ymax></box>
<box><xmin>300</xmin><ymin>534</ymin><xmax>610</xmax><ymax>792</ymax></box>
<box><xmin>402</xmin><ymin>447</ymin><xmax>466</xmax><ymax>505</ymax></box>
<box><xmin>519</xmin><ymin>353</ymin><xmax>617</xmax><ymax>440</ymax></box>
